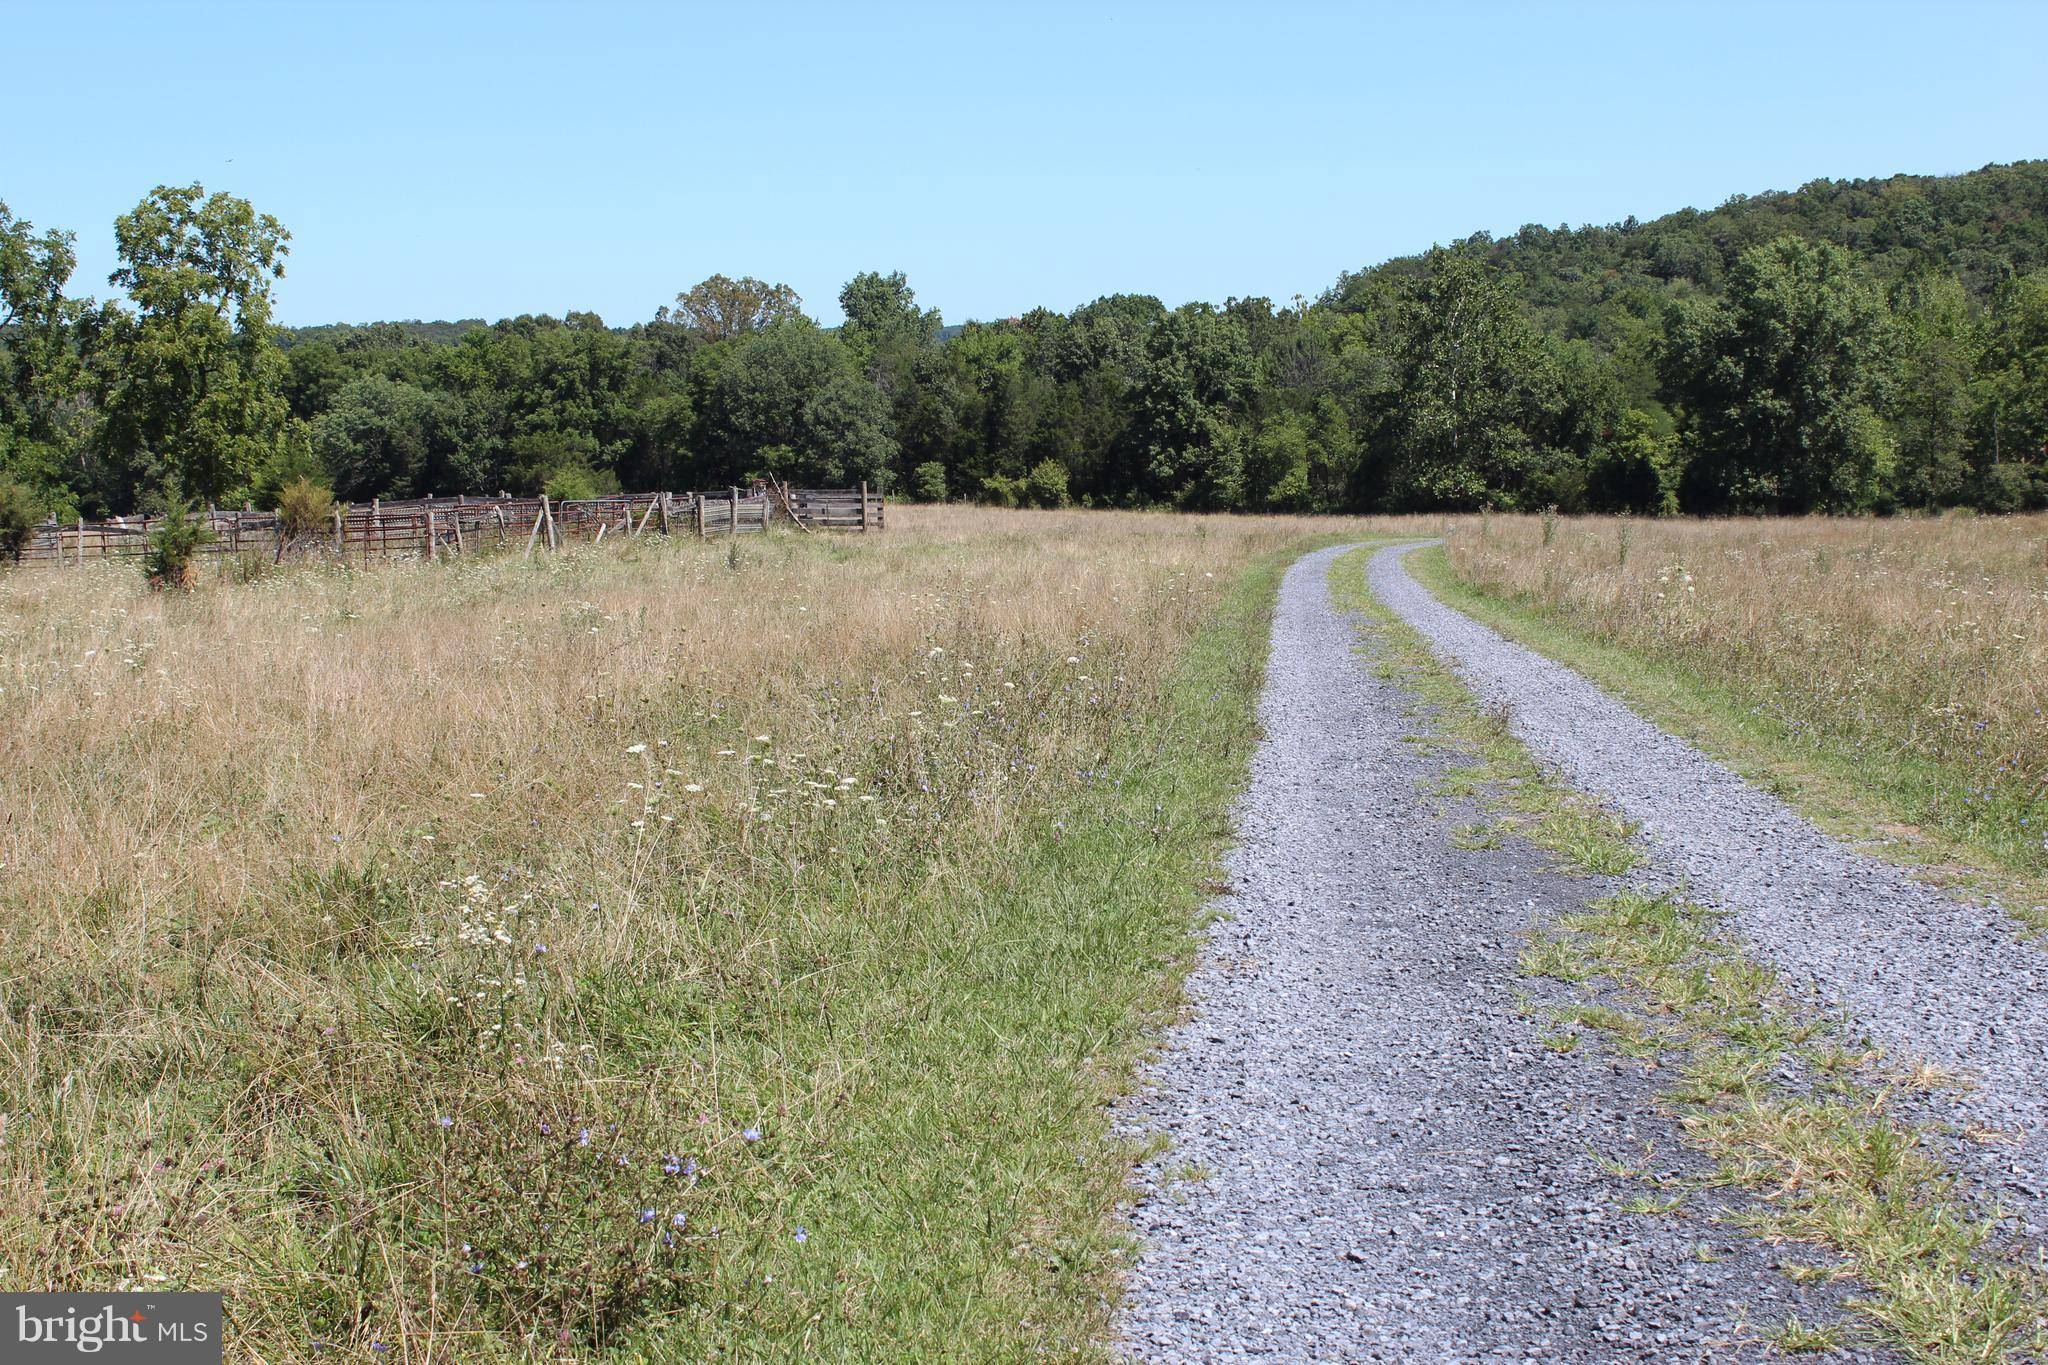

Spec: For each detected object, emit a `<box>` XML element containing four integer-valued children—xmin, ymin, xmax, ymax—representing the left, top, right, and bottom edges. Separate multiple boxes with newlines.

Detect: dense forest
<box><xmin>3</xmin><ymin>161</ymin><xmax>2046</xmax><ymax>531</ymax></box>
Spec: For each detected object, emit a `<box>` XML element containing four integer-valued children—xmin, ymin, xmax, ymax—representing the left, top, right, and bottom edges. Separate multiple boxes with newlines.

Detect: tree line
<box><xmin>3</xmin><ymin>161</ymin><xmax>2046</xmax><ymax>538</ymax></box>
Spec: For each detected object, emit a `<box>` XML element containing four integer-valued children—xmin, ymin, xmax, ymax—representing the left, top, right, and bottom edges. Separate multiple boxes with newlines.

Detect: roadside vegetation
<box><xmin>1425</xmin><ymin>514</ymin><xmax>2048</xmax><ymax>931</ymax></box>
<box><xmin>0</xmin><ymin>507</ymin><xmax>1395</xmax><ymax>1360</ymax></box>
<box><xmin>1332</xmin><ymin>545</ymin><xmax>2048</xmax><ymax>1362</ymax></box>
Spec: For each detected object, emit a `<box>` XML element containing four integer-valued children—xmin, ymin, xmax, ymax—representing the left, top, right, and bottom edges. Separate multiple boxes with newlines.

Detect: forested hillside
<box><xmin>4</xmin><ymin>161</ymin><xmax>2046</xmax><ymax>532</ymax></box>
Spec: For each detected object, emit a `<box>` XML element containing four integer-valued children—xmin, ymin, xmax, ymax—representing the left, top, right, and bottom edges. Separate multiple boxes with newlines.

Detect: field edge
<box><xmin>1406</xmin><ymin>541</ymin><xmax>2048</xmax><ymax>935</ymax></box>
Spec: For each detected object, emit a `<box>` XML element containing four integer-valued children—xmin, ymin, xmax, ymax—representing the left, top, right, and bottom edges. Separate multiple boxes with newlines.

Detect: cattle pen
<box><xmin>14</xmin><ymin>482</ymin><xmax>885</xmax><ymax>567</ymax></box>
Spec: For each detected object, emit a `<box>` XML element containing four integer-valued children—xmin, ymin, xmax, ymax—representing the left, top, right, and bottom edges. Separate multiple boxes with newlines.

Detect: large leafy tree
<box><xmin>1889</xmin><ymin>272</ymin><xmax>1979</xmax><ymax>508</ymax></box>
<box><xmin>309</xmin><ymin>375</ymin><xmax>448</xmax><ymax>499</ymax></box>
<box><xmin>662</xmin><ymin>275</ymin><xmax>805</xmax><ymax>344</ymax></box>
<box><xmin>1660</xmin><ymin>236</ymin><xmax>1896</xmax><ymax>513</ymax></box>
<box><xmin>1373</xmin><ymin>249</ymin><xmax>1558</xmax><ymax>510</ymax></box>
<box><xmin>695</xmin><ymin>322</ymin><xmax>894</xmax><ymax>485</ymax></box>
<box><xmin>1969</xmin><ymin>270</ymin><xmax>2048</xmax><ymax>509</ymax></box>
<box><xmin>0</xmin><ymin>200</ymin><xmax>88</xmax><ymax>511</ymax></box>
<box><xmin>1123</xmin><ymin>305</ymin><xmax>1253</xmax><ymax>508</ymax></box>
<box><xmin>838</xmin><ymin>270</ymin><xmax>941</xmax><ymax>362</ymax></box>
<box><xmin>90</xmin><ymin>184</ymin><xmax>291</xmax><ymax>510</ymax></box>
<box><xmin>946</xmin><ymin>323</ymin><xmax>1035</xmax><ymax>489</ymax></box>
<box><xmin>1240</xmin><ymin>398</ymin><xmax>1355</xmax><ymax>511</ymax></box>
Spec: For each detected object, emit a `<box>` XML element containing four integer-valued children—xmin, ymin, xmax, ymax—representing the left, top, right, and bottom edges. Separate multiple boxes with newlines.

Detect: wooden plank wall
<box><xmin>786</xmin><ymin>484</ymin><xmax>885</xmax><ymax>531</ymax></box>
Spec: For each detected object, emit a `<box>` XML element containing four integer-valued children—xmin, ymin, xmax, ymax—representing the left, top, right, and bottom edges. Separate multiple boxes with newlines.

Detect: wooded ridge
<box><xmin>3</xmin><ymin>160</ymin><xmax>2044</xmax><ymax>539</ymax></box>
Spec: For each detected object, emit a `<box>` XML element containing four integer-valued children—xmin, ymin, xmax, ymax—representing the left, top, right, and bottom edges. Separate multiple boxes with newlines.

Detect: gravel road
<box><xmin>1119</xmin><ymin>544</ymin><xmax>1887</xmax><ymax>1362</ymax></box>
<box><xmin>1368</xmin><ymin>541</ymin><xmax>2048</xmax><ymax>1236</ymax></box>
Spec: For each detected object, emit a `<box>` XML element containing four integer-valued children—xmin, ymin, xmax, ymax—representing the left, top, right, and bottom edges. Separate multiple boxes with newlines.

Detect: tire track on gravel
<box><xmin>1119</xmin><ymin>545</ymin><xmax>1885</xmax><ymax>1362</ymax></box>
<box><xmin>1369</xmin><ymin>541</ymin><xmax>2048</xmax><ymax>1240</ymax></box>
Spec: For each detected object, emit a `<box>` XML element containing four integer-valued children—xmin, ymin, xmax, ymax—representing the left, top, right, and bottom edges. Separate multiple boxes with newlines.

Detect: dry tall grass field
<box><xmin>1432</xmin><ymin>513</ymin><xmax>2048</xmax><ymax>917</ymax></box>
<box><xmin>20</xmin><ymin>503</ymin><xmax>2036</xmax><ymax>1358</ymax></box>
<box><xmin>0</xmin><ymin>506</ymin><xmax>1404</xmax><ymax>1360</ymax></box>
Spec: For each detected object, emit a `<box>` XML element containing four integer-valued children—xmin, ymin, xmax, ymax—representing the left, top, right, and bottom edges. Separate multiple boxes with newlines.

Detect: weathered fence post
<box><xmin>75</xmin><ymin>517</ymin><xmax>85</xmax><ymax>568</ymax></box>
<box><xmin>778</xmin><ymin>479</ymin><xmax>812</xmax><ymax>535</ymax></box>
<box><xmin>859</xmin><ymin>481</ymin><xmax>870</xmax><ymax>532</ymax></box>
<box><xmin>729</xmin><ymin>487</ymin><xmax>739</xmax><ymax>538</ymax></box>
<box><xmin>695</xmin><ymin>494</ymin><xmax>705</xmax><ymax>539</ymax></box>
<box><xmin>425</xmin><ymin>506</ymin><xmax>438</xmax><ymax>561</ymax></box>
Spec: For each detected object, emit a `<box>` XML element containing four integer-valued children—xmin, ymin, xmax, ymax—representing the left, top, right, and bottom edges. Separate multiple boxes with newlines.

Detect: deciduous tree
<box><xmin>0</xmin><ymin>200</ymin><xmax>88</xmax><ymax>510</ymax></box>
<box><xmin>90</xmin><ymin>184</ymin><xmax>291</xmax><ymax>509</ymax></box>
<box><xmin>838</xmin><ymin>270</ymin><xmax>941</xmax><ymax>361</ymax></box>
<box><xmin>1660</xmin><ymin>236</ymin><xmax>1896</xmax><ymax>513</ymax></box>
<box><xmin>697</xmin><ymin>322</ymin><xmax>895</xmax><ymax>485</ymax></box>
<box><xmin>663</xmin><ymin>275</ymin><xmax>805</xmax><ymax>344</ymax></box>
<box><xmin>1375</xmin><ymin>250</ymin><xmax>1557</xmax><ymax>509</ymax></box>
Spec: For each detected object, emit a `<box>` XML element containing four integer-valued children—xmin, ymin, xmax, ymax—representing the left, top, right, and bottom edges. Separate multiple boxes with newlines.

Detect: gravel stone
<box><xmin>1119</xmin><ymin>546</ymin><xmax>1889</xmax><ymax>1362</ymax></box>
<box><xmin>1369</xmin><ymin>541</ymin><xmax>2048</xmax><ymax>1236</ymax></box>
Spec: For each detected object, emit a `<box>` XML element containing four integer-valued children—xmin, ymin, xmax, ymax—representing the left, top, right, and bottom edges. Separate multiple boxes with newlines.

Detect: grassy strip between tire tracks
<box><xmin>1333</xmin><ymin>545</ymin><xmax>2048</xmax><ymax>1363</ymax></box>
<box><xmin>1407</xmin><ymin>542</ymin><xmax>2048</xmax><ymax>936</ymax></box>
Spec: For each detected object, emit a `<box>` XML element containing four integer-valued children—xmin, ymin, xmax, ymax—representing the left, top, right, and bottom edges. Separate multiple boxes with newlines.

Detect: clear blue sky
<box><xmin>5</xmin><ymin>0</ymin><xmax>2043</xmax><ymax>328</ymax></box>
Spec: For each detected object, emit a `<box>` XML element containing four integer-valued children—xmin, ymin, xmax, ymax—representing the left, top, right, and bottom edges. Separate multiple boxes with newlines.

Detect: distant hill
<box><xmin>278</xmin><ymin>165</ymin><xmax>2048</xmax><ymax>366</ymax></box>
<box><xmin>1328</xmin><ymin>160</ymin><xmax>2048</xmax><ymax>372</ymax></box>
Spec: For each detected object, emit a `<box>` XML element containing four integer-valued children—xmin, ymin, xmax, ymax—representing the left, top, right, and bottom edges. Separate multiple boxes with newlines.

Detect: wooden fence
<box><xmin>784</xmin><ymin>484</ymin><xmax>885</xmax><ymax>531</ymax></box>
<box><xmin>16</xmin><ymin>483</ymin><xmax>883</xmax><ymax>566</ymax></box>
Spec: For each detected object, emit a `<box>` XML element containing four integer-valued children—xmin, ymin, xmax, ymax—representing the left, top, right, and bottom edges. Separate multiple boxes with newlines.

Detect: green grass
<box><xmin>632</xmin><ymin>544</ymin><xmax>1323</xmax><ymax>1358</ymax></box>
<box><xmin>1407</xmin><ymin>543</ymin><xmax>2048</xmax><ymax>935</ymax></box>
<box><xmin>1329</xmin><ymin>545</ymin><xmax>2048</xmax><ymax>1364</ymax></box>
